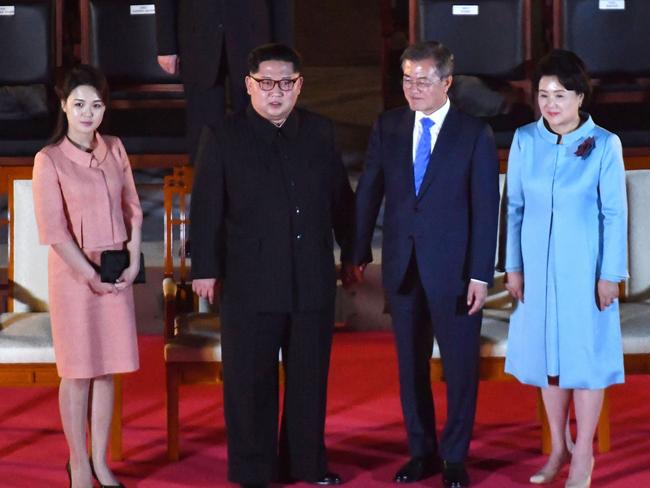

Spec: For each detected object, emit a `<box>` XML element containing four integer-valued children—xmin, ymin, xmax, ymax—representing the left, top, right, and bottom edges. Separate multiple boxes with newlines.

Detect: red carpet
<box><xmin>1</xmin><ymin>332</ymin><xmax>649</xmax><ymax>487</ymax></box>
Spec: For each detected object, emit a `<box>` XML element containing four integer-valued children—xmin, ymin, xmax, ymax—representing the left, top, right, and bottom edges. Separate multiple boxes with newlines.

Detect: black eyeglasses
<box><xmin>249</xmin><ymin>76</ymin><xmax>301</xmax><ymax>91</ymax></box>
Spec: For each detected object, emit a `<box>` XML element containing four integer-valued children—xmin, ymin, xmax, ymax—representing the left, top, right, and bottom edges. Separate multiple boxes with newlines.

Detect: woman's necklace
<box><xmin>66</xmin><ymin>135</ymin><xmax>94</xmax><ymax>153</ymax></box>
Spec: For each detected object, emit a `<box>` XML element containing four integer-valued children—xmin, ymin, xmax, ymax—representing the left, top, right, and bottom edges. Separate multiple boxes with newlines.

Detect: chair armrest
<box><xmin>162</xmin><ymin>277</ymin><xmax>177</xmax><ymax>300</ymax></box>
<box><xmin>162</xmin><ymin>278</ymin><xmax>178</xmax><ymax>340</ymax></box>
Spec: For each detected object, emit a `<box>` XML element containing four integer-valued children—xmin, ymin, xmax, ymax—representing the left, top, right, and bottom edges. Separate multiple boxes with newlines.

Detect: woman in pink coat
<box><xmin>32</xmin><ymin>65</ymin><xmax>142</xmax><ymax>488</ymax></box>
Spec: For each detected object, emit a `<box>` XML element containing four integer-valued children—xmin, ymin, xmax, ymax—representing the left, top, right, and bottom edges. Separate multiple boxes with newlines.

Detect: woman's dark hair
<box><xmin>49</xmin><ymin>64</ymin><xmax>110</xmax><ymax>144</ymax></box>
<box><xmin>247</xmin><ymin>43</ymin><xmax>302</xmax><ymax>74</ymax></box>
<box><xmin>534</xmin><ymin>49</ymin><xmax>592</xmax><ymax>105</ymax></box>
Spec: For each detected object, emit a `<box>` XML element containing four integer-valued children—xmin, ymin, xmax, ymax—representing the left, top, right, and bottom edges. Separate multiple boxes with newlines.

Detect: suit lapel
<box><xmin>397</xmin><ymin>108</ymin><xmax>416</xmax><ymax>195</ymax></box>
<box><xmin>416</xmin><ymin>107</ymin><xmax>461</xmax><ymax>201</ymax></box>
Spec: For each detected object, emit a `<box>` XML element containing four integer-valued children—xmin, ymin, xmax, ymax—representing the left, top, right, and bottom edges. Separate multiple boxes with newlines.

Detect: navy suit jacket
<box><xmin>353</xmin><ymin>105</ymin><xmax>499</xmax><ymax>299</ymax></box>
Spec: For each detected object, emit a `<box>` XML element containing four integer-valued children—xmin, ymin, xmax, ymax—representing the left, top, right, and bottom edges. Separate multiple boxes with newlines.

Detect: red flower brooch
<box><xmin>575</xmin><ymin>136</ymin><xmax>596</xmax><ymax>159</ymax></box>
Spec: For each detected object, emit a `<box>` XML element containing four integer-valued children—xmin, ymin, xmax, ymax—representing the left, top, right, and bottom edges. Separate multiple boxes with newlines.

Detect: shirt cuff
<box><xmin>470</xmin><ymin>278</ymin><xmax>488</xmax><ymax>285</ymax></box>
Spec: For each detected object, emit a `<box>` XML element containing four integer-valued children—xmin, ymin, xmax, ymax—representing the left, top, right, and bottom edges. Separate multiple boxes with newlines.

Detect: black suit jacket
<box><xmin>353</xmin><ymin>105</ymin><xmax>499</xmax><ymax>298</ymax></box>
<box><xmin>190</xmin><ymin>107</ymin><xmax>354</xmax><ymax>312</ymax></box>
<box><xmin>155</xmin><ymin>0</ymin><xmax>294</xmax><ymax>88</ymax></box>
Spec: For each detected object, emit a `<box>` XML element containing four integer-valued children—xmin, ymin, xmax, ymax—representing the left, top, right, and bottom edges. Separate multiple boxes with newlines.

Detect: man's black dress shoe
<box><xmin>240</xmin><ymin>484</ymin><xmax>267</xmax><ymax>488</ymax></box>
<box><xmin>442</xmin><ymin>462</ymin><xmax>469</xmax><ymax>488</ymax></box>
<box><xmin>311</xmin><ymin>471</ymin><xmax>342</xmax><ymax>485</ymax></box>
<box><xmin>394</xmin><ymin>456</ymin><xmax>440</xmax><ymax>483</ymax></box>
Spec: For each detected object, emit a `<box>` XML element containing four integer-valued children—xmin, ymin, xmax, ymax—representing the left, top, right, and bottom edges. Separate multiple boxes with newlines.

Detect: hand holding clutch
<box><xmin>100</xmin><ymin>250</ymin><xmax>145</xmax><ymax>284</ymax></box>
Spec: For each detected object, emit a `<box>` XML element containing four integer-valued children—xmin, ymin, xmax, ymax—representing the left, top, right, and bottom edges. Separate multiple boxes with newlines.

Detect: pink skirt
<box><xmin>48</xmin><ymin>243</ymin><xmax>139</xmax><ymax>379</ymax></box>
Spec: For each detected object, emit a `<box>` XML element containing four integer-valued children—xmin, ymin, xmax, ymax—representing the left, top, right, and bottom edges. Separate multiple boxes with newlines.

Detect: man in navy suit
<box><xmin>351</xmin><ymin>41</ymin><xmax>499</xmax><ymax>488</ymax></box>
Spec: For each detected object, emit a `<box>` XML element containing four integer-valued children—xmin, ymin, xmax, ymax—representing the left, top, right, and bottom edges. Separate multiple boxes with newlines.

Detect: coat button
<box><xmin>295</xmin><ymin>207</ymin><xmax>300</xmax><ymax>214</ymax></box>
<box><xmin>296</xmin><ymin>233</ymin><xmax>303</xmax><ymax>240</ymax></box>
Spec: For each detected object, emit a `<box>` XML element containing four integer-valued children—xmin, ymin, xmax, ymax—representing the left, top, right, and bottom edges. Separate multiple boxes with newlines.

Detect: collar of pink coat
<box><xmin>59</xmin><ymin>133</ymin><xmax>109</xmax><ymax>168</ymax></box>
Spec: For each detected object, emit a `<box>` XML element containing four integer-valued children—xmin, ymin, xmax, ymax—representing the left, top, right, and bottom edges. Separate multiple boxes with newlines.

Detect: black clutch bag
<box><xmin>100</xmin><ymin>250</ymin><xmax>146</xmax><ymax>284</ymax></box>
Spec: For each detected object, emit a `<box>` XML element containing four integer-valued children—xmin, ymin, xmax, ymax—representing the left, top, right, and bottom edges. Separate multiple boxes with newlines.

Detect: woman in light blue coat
<box><xmin>504</xmin><ymin>50</ymin><xmax>627</xmax><ymax>488</ymax></box>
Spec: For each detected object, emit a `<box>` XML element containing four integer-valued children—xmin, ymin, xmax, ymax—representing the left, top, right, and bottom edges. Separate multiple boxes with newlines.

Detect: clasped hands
<box><xmin>341</xmin><ymin>262</ymin><xmax>366</xmax><ymax>289</ymax></box>
<box><xmin>504</xmin><ymin>271</ymin><xmax>619</xmax><ymax>311</ymax></box>
<box><xmin>87</xmin><ymin>264</ymin><xmax>140</xmax><ymax>295</ymax></box>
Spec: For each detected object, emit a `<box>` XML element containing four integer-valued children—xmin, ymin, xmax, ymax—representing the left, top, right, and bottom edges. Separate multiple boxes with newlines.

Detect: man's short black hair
<box><xmin>534</xmin><ymin>49</ymin><xmax>592</xmax><ymax>105</ymax></box>
<box><xmin>248</xmin><ymin>43</ymin><xmax>302</xmax><ymax>74</ymax></box>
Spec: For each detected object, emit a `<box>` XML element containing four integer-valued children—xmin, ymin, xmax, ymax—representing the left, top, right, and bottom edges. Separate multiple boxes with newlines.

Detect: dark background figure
<box><xmin>154</xmin><ymin>0</ymin><xmax>294</xmax><ymax>163</ymax></box>
<box><xmin>189</xmin><ymin>44</ymin><xmax>353</xmax><ymax>488</ymax></box>
<box><xmin>351</xmin><ymin>41</ymin><xmax>499</xmax><ymax>488</ymax></box>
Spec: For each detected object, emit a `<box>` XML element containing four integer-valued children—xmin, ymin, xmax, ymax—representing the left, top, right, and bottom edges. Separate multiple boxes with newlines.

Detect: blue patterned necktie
<box><xmin>414</xmin><ymin>117</ymin><xmax>434</xmax><ymax>194</ymax></box>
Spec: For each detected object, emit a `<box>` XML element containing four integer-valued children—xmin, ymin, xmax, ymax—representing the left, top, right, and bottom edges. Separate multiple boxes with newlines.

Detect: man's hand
<box><xmin>192</xmin><ymin>278</ymin><xmax>220</xmax><ymax>305</ymax></box>
<box><xmin>597</xmin><ymin>279</ymin><xmax>619</xmax><ymax>311</ymax></box>
<box><xmin>467</xmin><ymin>281</ymin><xmax>488</xmax><ymax>315</ymax></box>
<box><xmin>341</xmin><ymin>262</ymin><xmax>365</xmax><ymax>289</ymax></box>
<box><xmin>158</xmin><ymin>54</ymin><xmax>179</xmax><ymax>75</ymax></box>
<box><xmin>505</xmin><ymin>271</ymin><xmax>524</xmax><ymax>302</ymax></box>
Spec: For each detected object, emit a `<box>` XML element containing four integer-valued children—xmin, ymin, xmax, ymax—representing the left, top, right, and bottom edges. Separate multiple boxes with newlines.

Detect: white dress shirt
<box><xmin>412</xmin><ymin>97</ymin><xmax>450</xmax><ymax>162</ymax></box>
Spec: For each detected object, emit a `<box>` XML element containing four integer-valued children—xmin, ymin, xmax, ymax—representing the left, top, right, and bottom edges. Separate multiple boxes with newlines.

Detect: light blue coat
<box><xmin>504</xmin><ymin>116</ymin><xmax>627</xmax><ymax>389</ymax></box>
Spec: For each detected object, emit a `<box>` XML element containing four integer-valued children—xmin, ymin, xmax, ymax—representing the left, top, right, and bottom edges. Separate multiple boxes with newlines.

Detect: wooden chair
<box><xmin>162</xmin><ymin>166</ymin><xmax>222</xmax><ymax>461</ymax></box>
<box><xmin>0</xmin><ymin>167</ymin><xmax>123</xmax><ymax>460</ymax></box>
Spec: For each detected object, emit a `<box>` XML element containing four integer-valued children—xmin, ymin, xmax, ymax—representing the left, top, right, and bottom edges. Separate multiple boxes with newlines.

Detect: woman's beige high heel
<box><xmin>565</xmin><ymin>457</ymin><xmax>594</xmax><ymax>488</ymax></box>
<box><xmin>529</xmin><ymin>451</ymin><xmax>571</xmax><ymax>484</ymax></box>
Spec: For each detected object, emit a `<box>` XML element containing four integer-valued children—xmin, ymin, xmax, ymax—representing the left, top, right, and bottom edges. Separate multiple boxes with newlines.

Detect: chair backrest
<box><xmin>417</xmin><ymin>0</ymin><xmax>532</xmax><ymax>79</ymax></box>
<box><xmin>0</xmin><ymin>0</ymin><xmax>55</xmax><ymax>85</ymax></box>
<box><xmin>81</xmin><ymin>0</ymin><xmax>180</xmax><ymax>85</ymax></box>
<box><xmin>163</xmin><ymin>166</ymin><xmax>193</xmax><ymax>281</ymax></box>
<box><xmin>7</xmin><ymin>171</ymin><xmax>49</xmax><ymax>312</ymax></box>
<box><xmin>555</xmin><ymin>0</ymin><xmax>650</xmax><ymax>77</ymax></box>
<box><xmin>626</xmin><ymin>169</ymin><xmax>650</xmax><ymax>300</ymax></box>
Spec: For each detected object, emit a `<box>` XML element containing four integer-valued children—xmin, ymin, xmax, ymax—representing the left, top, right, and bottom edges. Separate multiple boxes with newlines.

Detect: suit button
<box><xmin>295</xmin><ymin>207</ymin><xmax>300</xmax><ymax>215</ymax></box>
<box><xmin>217</xmin><ymin>23</ymin><xmax>223</xmax><ymax>29</ymax></box>
<box><xmin>414</xmin><ymin>206</ymin><xmax>420</xmax><ymax>212</ymax></box>
<box><xmin>296</xmin><ymin>233</ymin><xmax>303</xmax><ymax>240</ymax></box>
<box><xmin>290</xmin><ymin>180</ymin><xmax>295</xmax><ymax>187</ymax></box>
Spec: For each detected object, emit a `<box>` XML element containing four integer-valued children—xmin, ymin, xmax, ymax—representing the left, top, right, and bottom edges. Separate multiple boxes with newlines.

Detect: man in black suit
<box><xmin>190</xmin><ymin>44</ymin><xmax>353</xmax><ymax>488</ymax></box>
<box><xmin>154</xmin><ymin>0</ymin><xmax>293</xmax><ymax>162</ymax></box>
<box><xmin>350</xmin><ymin>41</ymin><xmax>499</xmax><ymax>488</ymax></box>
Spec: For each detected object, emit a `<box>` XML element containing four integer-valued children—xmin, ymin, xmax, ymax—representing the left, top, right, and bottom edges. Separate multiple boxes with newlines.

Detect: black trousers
<box><xmin>220</xmin><ymin>299</ymin><xmax>334</xmax><ymax>484</ymax></box>
<box><xmin>389</xmin><ymin>254</ymin><xmax>482</xmax><ymax>463</ymax></box>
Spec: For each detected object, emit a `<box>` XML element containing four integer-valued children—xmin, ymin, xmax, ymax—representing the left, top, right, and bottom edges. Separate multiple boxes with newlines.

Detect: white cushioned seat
<box><xmin>165</xmin><ymin>312</ymin><xmax>220</xmax><ymax>362</ymax></box>
<box><xmin>173</xmin><ymin>312</ymin><xmax>220</xmax><ymax>338</ymax></box>
<box><xmin>0</xmin><ymin>312</ymin><xmax>54</xmax><ymax>363</ymax></box>
<box><xmin>432</xmin><ymin>311</ymin><xmax>510</xmax><ymax>359</ymax></box>
<box><xmin>619</xmin><ymin>302</ymin><xmax>650</xmax><ymax>355</ymax></box>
